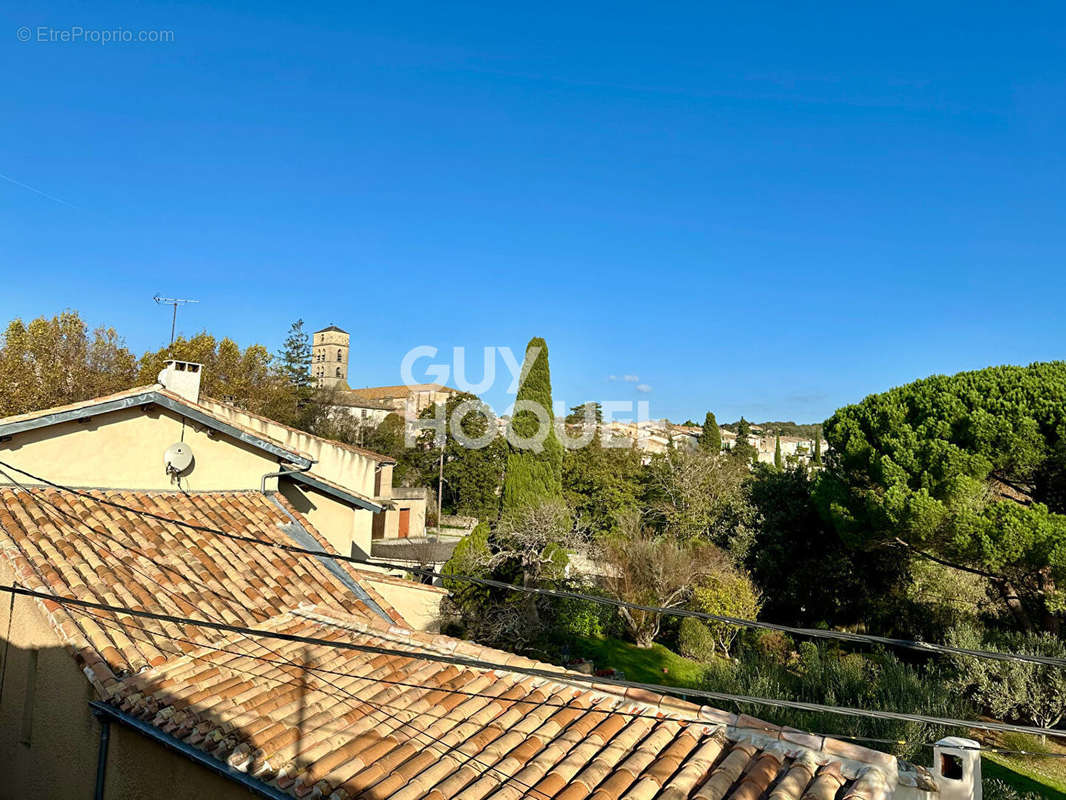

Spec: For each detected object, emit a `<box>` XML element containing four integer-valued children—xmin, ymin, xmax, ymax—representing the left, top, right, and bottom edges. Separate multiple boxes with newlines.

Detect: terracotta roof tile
<box><xmin>0</xmin><ymin>487</ymin><xmax>923</xmax><ymax>800</ymax></box>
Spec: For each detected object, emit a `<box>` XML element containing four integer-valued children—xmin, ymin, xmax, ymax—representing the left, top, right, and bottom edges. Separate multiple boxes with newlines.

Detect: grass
<box><xmin>977</xmin><ymin>730</ymin><xmax>1066</xmax><ymax>798</ymax></box>
<box><xmin>563</xmin><ymin>635</ymin><xmax>707</xmax><ymax>690</ymax></box>
<box><xmin>983</xmin><ymin>755</ymin><xmax>1066</xmax><ymax>798</ymax></box>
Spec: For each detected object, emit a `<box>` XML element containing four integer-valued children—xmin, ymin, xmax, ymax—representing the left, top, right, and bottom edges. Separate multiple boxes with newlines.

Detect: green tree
<box><xmin>817</xmin><ymin>362</ymin><xmax>1066</xmax><ymax>632</ymax></box>
<box><xmin>565</xmin><ymin>401</ymin><xmax>602</xmax><ymax>426</ymax></box>
<box><xmin>747</xmin><ymin>465</ymin><xmax>904</xmax><ymax>629</ymax></box>
<box><xmin>691</xmin><ymin>567</ymin><xmax>762</xmax><ymax>657</ymax></box>
<box><xmin>600</xmin><ymin>517</ymin><xmax>729</xmax><ymax>647</ymax></box>
<box><xmin>813</xmin><ymin>431</ymin><xmax>822</xmax><ymax>465</ymax></box>
<box><xmin>731</xmin><ymin>417</ymin><xmax>758</xmax><ymax>464</ymax></box>
<box><xmin>563</xmin><ymin>434</ymin><xmax>643</xmax><ymax>537</ymax></box>
<box><xmin>700</xmin><ymin>411</ymin><xmax>722</xmax><ymax>452</ymax></box>
<box><xmin>441</xmin><ymin>522</ymin><xmax>492</xmax><ymax>614</ymax></box>
<box><xmin>138</xmin><ymin>331</ymin><xmax>292</xmax><ymax>417</ymax></box>
<box><xmin>773</xmin><ymin>435</ymin><xmax>783</xmax><ymax>470</ymax></box>
<box><xmin>439</xmin><ymin>394</ymin><xmax>507</xmax><ymax>521</ymax></box>
<box><xmin>273</xmin><ymin>320</ymin><xmax>317</xmax><ymax>429</ymax></box>
<box><xmin>501</xmin><ymin>337</ymin><xmax>564</xmax><ymax>514</ymax></box>
<box><xmin>276</xmin><ymin>319</ymin><xmax>312</xmax><ymax>392</ymax></box>
<box><xmin>643</xmin><ymin>446</ymin><xmax>755</xmax><ymax>557</ymax></box>
<box><xmin>0</xmin><ymin>312</ymin><xmax>137</xmax><ymax>416</ymax></box>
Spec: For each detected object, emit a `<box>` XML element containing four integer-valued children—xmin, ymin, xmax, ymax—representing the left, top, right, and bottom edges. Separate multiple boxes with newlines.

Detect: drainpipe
<box><xmin>260</xmin><ymin>460</ymin><xmax>314</xmax><ymax>494</ymax></box>
<box><xmin>93</xmin><ymin>710</ymin><xmax>111</xmax><ymax>800</ymax></box>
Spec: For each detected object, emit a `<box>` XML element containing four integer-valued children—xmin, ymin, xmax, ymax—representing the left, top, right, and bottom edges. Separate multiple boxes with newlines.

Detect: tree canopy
<box><xmin>818</xmin><ymin>362</ymin><xmax>1066</xmax><ymax>630</ymax></box>
<box><xmin>0</xmin><ymin>312</ymin><xmax>137</xmax><ymax>416</ymax></box>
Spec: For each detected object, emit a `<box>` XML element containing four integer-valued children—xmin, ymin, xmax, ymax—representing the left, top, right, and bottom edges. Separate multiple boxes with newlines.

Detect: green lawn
<box><xmin>983</xmin><ymin>753</ymin><xmax>1066</xmax><ymax>799</ymax></box>
<box><xmin>564</xmin><ymin>635</ymin><xmax>707</xmax><ymax>690</ymax></box>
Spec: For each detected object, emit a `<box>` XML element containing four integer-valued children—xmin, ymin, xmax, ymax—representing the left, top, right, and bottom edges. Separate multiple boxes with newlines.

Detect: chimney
<box><xmin>933</xmin><ymin>737</ymin><xmax>981</xmax><ymax>800</ymax></box>
<box><xmin>157</xmin><ymin>360</ymin><xmax>203</xmax><ymax>403</ymax></box>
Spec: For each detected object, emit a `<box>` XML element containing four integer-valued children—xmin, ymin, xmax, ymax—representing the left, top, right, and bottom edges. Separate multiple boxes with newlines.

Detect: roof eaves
<box><xmin>288</xmin><ymin>471</ymin><xmax>383</xmax><ymax>513</ymax></box>
<box><xmin>90</xmin><ymin>701</ymin><xmax>291</xmax><ymax>800</ymax></box>
<box><xmin>0</xmin><ymin>388</ymin><xmax>313</xmax><ymax>469</ymax></box>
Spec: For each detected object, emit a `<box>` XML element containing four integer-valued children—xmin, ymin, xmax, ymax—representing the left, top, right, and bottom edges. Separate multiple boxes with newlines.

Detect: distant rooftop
<box><xmin>315</xmin><ymin>324</ymin><xmax>347</xmax><ymax>334</ymax></box>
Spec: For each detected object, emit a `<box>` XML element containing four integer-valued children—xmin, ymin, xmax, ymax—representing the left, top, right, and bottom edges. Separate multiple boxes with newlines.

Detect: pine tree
<box><xmin>700</xmin><ymin>411</ymin><xmax>721</xmax><ymax>452</ymax></box>
<box><xmin>774</xmin><ymin>434</ymin><xmax>783</xmax><ymax>469</ymax></box>
<box><xmin>501</xmin><ymin>337</ymin><xmax>564</xmax><ymax>514</ymax></box>
<box><xmin>277</xmin><ymin>319</ymin><xmax>313</xmax><ymax>392</ymax></box>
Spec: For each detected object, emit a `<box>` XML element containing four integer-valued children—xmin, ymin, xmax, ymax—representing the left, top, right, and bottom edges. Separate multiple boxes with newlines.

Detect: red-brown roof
<box><xmin>0</xmin><ymin>487</ymin><xmax>929</xmax><ymax>800</ymax></box>
<box><xmin>347</xmin><ymin>383</ymin><xmax>455</xmax><ymax>402</ymax></box>
<box><xmin>0</xmin><ymin>487</ymin><xmax>402</xmax><ymax>692</ymax></box>
<box><xmin>105</xmin><ymin>608</ymin><xmax>911</xmax><ymax>800</ymax></box>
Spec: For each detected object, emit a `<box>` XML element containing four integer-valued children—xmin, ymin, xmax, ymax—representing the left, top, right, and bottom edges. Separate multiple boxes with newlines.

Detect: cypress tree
<box><xmin>732</xmin><ymin>416</ymin><xmax>758</xmax><ymax>464</ymax></box>
<box><xmin>700</xmin><ymin>411</ymin><xmax>721</xmax><ymax>452</ymax></box>
<box><xmin>814</xmin><ymin>430</ymin><xmax>823</xmax><ymax>465</ymax></box>
<box><xmin>501</xmin><ymin>337</ymin><xmax>564</xmax><ymax>513</ymax></box>
<box><xmin>774</xmin><ymin>434</ymin><xmax>783</xmax><ymax>469</ymax></box>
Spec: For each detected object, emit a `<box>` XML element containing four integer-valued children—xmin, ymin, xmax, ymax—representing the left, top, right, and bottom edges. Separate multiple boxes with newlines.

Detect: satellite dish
<box><xmin>164</xmin><ymin>442</ymin><xmax>194</xmax><ymax>474</ymax></box>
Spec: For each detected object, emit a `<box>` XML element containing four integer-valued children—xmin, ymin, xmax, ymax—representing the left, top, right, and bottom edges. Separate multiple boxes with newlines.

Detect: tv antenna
<box><xmin>153</xmin><ymin>294</ymin><xmax>199</xmax><ymax>345</ymax></box>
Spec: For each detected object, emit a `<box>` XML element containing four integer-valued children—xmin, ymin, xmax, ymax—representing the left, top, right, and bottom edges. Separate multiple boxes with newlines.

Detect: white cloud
<box><xmin>608</xmin><ymin>374</ymin><xmax>618</xmax><ymax>381</ymax></box>
<box><xmin>623</xmin><ymin>374</ymin><xmax>639</xmax><ymax>383</ymax></box>
<box><xmin>636</xmin><ymin>384</ymin><xmax>652</xmax><ymax>393</ymax></box>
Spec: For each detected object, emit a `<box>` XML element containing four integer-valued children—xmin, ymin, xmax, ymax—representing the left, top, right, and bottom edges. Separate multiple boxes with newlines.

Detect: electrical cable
<box><xmin>3</xmin><ymin>582</ymin><xmax>1064</xmax><ymax>744</ymax></box>
<box><xmin>75</xmin><ymin>604</ymin><xmax>1066</xmax><ymax>760</ymax></box>
<box><xmin>0</xmin><ymin>480</ymin><xmax>558</xmax><ymax>797</ymax></box>
<box><xmin>4</xmin><ymin>474</ymin><xmax>1062</xmax><ymax>771</ymax></box>
<box><xmin>2</xmin><ymin>459</ymin><xmax>1059</xmax><ymax>671</ymax></box>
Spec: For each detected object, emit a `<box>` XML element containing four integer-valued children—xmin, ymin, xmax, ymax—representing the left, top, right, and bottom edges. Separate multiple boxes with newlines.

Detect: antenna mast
<box><xmin>153</xmin><ymin>294</ymin><xmax>199</xmax><ymax>346</ymax></box>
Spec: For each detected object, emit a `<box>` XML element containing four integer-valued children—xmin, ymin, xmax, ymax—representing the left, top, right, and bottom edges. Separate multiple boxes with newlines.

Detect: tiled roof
<box><xmin>104</xmin><ymin>608</ymin><xmax>919</xmax><ymax>800</ymax></box>
<box><xmin>0</xmin><ymin>487</ymin><xmax>929</xmax><ymax>800</ymax></box>
<box><xmin>347</xmin><ymin>383</ymin><xmax>454</xmax><ymax>402</ymax></box>
<box><xmin>0</xmin><ymin>487</ymin><xmax>402</xmax><ymax>692</ymax></box>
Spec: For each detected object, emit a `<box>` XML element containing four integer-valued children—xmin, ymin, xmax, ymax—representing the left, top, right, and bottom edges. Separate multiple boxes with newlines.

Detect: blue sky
<box><xmin>2</xmin><ymin>2</ymin><xmax>1064</xmax><ymax>423</ymax></box>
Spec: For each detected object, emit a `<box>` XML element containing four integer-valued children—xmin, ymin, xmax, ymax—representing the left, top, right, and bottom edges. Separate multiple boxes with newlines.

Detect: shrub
<box><xmin>678</xmin><ymin>617</ymin><xmax>717</xmax><ymax>661</ymax></box>
<box><xmin>549</xmin><ymin>585</ymin><xmax>622</xmax><ymax>639</ymax></box>
<box><xmin>983</xmin><ymin>778</ymin><xmax>1043</xmax><ymax>800</ymax></box>
<box><xmin>691</xmin><ymin>568</ymin><xmax>762</xmax><ymax>656</ymax></box>
<box><xmin>441</xmin><ymin>522</ymin><xmax>491</xmax><ymax>614</ymax></box>
<box><xmin>702</xmin><ymin>644</ymin><xmax>970</xmax><ymax>761</ymax></box>
<box><xmin>749</xmin><ymin>630</ymin><xmax>793</xmax><ymax>665</ymax></box>
<box><xmin>947</xmin><ymin>625</ymin><xmax>1066</xmax><ymax>729</ymax></box>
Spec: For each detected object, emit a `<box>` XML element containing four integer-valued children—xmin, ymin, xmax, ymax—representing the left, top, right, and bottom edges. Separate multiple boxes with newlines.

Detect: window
<box><xmin>940</xmin><ymin>754</ymin><xmax>964</xmax><ymax>781</ymax></box>
<box><xmin>336</xmin><ymin>367</ymin><xmax>342</xmax><ymax>377</ymax></box>
<box><xmin>337</xmin><ymin>349</ymin><xmax>342</xmax><ymax>362</ymax></box>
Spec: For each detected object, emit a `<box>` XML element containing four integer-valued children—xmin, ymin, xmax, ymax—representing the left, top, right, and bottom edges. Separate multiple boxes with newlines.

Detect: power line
<box><xmin>4</xmin><ymin>582</ymin><xmax>1065</xmax><ymax>743</ymax></box>
<box><xmin>0</xmin><ymin>464</ymin><xmax>945</xmax><ymax>768</ymax></box>
<box><xmin>74</xmin><ymin>604</ymin><xmax>1066</xmax><ymax>760</ymax></box>
<box><xmin>1</xmin><ymin>459</ymin><xmax>1059</xmax><ymax>670</ymax></box>
<box><xmin>0</xmin><ymin>476</ymin><xmax>554</xmax><ymax>798</ymax></box>
<box><xmin>2</xmin><ymin>469</ymin><xmax>1061</xmax><ymax>760</ymax></box>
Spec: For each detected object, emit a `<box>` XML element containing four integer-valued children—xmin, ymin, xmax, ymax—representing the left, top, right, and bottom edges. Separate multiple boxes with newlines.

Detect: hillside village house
<box><xmin>0</xmin><ymin>360</ymin><xmax>436</xmax><ymax>621</ymax></box>
<box><xmin>0</xmin><ymin>363</ymin><xmax>980</xmax><ymax>800</ymax></box>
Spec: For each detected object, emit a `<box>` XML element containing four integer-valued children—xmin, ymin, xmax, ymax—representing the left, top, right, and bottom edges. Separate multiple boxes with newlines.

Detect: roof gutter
<box><xmin>260</xmin><ymin>460</ymin><xmax>314</xmax><ymax>494</ymax></box>
<box><xmin>90</xmin><ymin>701</ymin><xmax>292</xmax><ymax>800</ymax></box>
